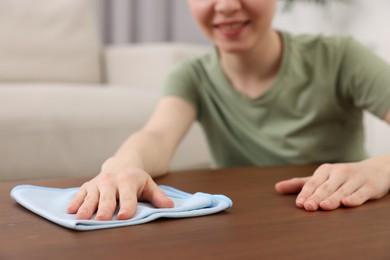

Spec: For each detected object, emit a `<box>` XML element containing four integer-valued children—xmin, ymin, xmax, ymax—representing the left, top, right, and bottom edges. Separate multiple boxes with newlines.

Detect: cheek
<box><xmin>266</xmin><ymin>2</ymin><xmax>277</xmax><ymax>20</ymax></box>
<box><xmin>246</xmin><ymin>0</ymin><xmax>275</xmax><ymax>13</ymax></box>
<box><xmin>247</xmin><ymin>0</ymin><xmax>276</xmax><ymax>27</ymax></box>
<box><xmin>188</xmin><ymin>3</ymin><xmax>214</xmax><ymax>35</ymax></box>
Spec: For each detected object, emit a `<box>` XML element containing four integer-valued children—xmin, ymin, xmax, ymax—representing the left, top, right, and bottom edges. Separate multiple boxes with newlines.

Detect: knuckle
<box><xmin>337</xmin><ymin>166</ymin><xmax>360</xmax><ymax>183</ymax></box>
<box><xmin>120</xmin><ymin>194</ymin><xmax>135</xmax><ymax>202</ymax></box>
<box><xmin>318</xmin><ymin>163</ymin><xmax>354</xmax><ymax>177</ymax></box>
<box><xmin>80</xmin><ymin>181</ymin><xmax>91</xmax><ymax>190</ymax></box>
<box><xmin>313</xmin><ymin>164</ymin><xmax>334</xmax><ymax>179</ymax></box>
<box><xmin>84</xmin><ymin>192</ymin><xmax>97</xmax><ymax>202</ymax></box>
<box><xmin>317</xmin><ymin>163</ymin><xmax>333</xmax><ymax>173</ymax></box>
<box><xmin>335</xmin><ymin>164</ymin><xmax>349</xmax><ymax>172</ymax></box>
<box><xmin>307</xmin><ymin>194</ymin><xmax>320</xmax><ymax>202</ymax></box>
<box><xmin>335</xmin><ymin>164</ymin><xmax>353</xmax><ymax>176</ymax></box>
<box><xmin>318</xmin><ymin>183</ymin><xmax>333</xmax><ymax>195</ymax></box>
<box><xmin>99</xmin><ymin>171</ymin><xmax>115</xmax><ymax>182</ymax></box>
<box><xmin>320</xmin><ymin>181</ymin><xmax>331</xmax><ymax>191</ymax></box>
<box><xmin>304</xmin><ymin>179</ymin><xmax>317</xmax><ymax>190</ymax></box>
<box><xmin>337</xmin><ymin>186</ymin><xmax>350</xmax><ymax>198</ymax></box>
<box><xmin>99</xmin><ymin>194</ymin><xmax>114</xmax><ymax>203</ymax></box>
<box><xmin>118</xmin><ymin>172</ymin><xmax>134</xmax><ymax>183</ymax></box>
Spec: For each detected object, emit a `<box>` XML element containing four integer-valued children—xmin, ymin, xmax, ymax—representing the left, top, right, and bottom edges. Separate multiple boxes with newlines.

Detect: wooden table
<box><xmin>1</xmin><ymin>164</ymin><xmax>389</xmax><ymax>259</ymax></box>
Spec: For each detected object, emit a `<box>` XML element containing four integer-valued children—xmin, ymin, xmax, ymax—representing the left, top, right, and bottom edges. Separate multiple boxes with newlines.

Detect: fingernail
<box><xmin>96</xmin><ymin>210</ymin><xmax>107</xmax><ymax>219</ymax></box>
<box><xmin>118</xmin><ymin>210</ymin><xmax>128</xmax><ymax>218</ymax></box>
<box><xmin>76</xmin><ymin>208</ymin><xmax>90</xmax><ymax>219</ymax></box>
<box><xmin>296</xmin><ymin>197</ymin><xmax>305</xmax><ymax>206</ymax></box>
<box><xmin>305</xmin><ymin>200</ymin><xmax>317</xmax><ymax>211</ymax></box>
<box><xmin>321</xmin><ymin>199</ymin><xmax>330</xmax><ymax>207</ymax></box>
<box><xmin>66</xmin><ymin>204</ymin><xmax>74</xmax><ymax>212</ymax></box>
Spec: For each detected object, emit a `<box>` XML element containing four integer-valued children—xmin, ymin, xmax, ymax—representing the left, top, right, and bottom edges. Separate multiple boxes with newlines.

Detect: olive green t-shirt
<box><xmin>162</xmin><ymin>31</ymin><xmax>390</xmax><ymax>167</ymax></box>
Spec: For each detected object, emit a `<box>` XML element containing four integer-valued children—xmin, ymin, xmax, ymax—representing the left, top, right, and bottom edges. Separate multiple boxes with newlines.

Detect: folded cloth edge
<box><xmin>10</xmin><ymin>184</ymin><xmax>233</xmax><ymax>231</ymax></box>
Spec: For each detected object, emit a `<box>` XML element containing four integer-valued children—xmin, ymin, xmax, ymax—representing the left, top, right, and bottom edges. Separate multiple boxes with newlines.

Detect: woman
<box><xmin>67</xmin><ymin>0</ymin><xmax>390</xmax><ymax>220</ymax></box>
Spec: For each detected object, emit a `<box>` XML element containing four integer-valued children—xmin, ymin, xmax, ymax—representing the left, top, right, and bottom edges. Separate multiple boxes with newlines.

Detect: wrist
<box><xmin>102</xmin><ymin>154</ymin><xmax>144</xmax><ymax>173</ymax></box>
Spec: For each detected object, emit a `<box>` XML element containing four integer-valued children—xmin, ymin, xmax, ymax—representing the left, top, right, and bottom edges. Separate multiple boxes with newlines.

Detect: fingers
<box><xmin>76</xmin><ymin>186</ymin><xmax>100</xmax><ymax>220</ymax></box>
<box><xmin>116</xmin><ymin>181</ymin><xmax>138</xmax><ymax>220</ymax></box>
<box><xmin>66</xmin><ymin>176</ymin><xmax>125</xmax><ymax>220</ymax></box>
<box><xmin>95</xmin><ymin>182</ymin><xmax>118</xmax><ymax>221</ymax></box>
<box><xmin>67</xmin><ymin>182</ymin><xmax>100</xmax><ymax>220</ymax></box>
<box><xmin>296</xmin><ymin>163</ymin><xmax>357</xmax><ymax>211</ymax></box>
<box><xmin>295</xmin><ymin>163</ymin><xmax>378</xmax><ymax>212</ymax></box>
<box><xmin>66</xmin><ymin>187</ymin><xmax>87</xmax><ymax>214</ymax></box>
<box><xmin>296</xmin><ymin>165</ymin><xmax>333</xmax><ymax>211</ymax></box>
<box><xmin>342</xmin><ymin>186</ymin><xmax>376</xmax><ymax>207</ymax></box>
<box><xmin>141</xmin><ymin>179</ymin><xmax>174</xmax><ymax>209</ymax></box>
<box><xmin>116</xmin><ymin>178</ymin><xmax>174</xmax><ymax>220</ymax></box>
<box><xmin>66</xmin><ymin>171</ymin><xmax>173</xmax><ymax>221</ymax></box>
<box><xmin>66</xmin><ymin>179</ymin><xmax>118</xmax><ymax>221</ymax></box>
<box><xmin>318</xmin><ymin>178</ymin><xmax>363</xmax><ymax>210</ymax></box>
<box><xmin>275</xmin><ymin>177</ymin><xmax>310</xmax><ymax>194</ymax></box>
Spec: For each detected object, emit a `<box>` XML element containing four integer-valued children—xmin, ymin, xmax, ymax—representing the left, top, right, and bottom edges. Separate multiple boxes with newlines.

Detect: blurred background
<box><xmin>94</xmin><ymin>0</ymin><xmax>390</xmax><ymax>61</ymax></box>
<box><xmin>93</xmin><ymin>0</ymin><xmax>390</xmax><ymax>156</ymax></box>
<box><xmin>1</xmin><ymin>0</ymin><xmax>389</xmax><ymax>181</ymax></box>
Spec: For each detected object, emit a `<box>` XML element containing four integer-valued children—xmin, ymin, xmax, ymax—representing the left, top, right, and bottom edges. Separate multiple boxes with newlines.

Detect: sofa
<box><xmin>0</xmin><ymin>0</ymin><xmax>210</xmax><ymax>181</ymax></box>
<box><xmin>1</xmin><ymin>0</ymin><xmax>389</xmax><ymax>182</ymax></box>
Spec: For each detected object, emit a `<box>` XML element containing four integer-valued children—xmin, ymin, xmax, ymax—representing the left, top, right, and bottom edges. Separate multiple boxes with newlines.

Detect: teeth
<box><xmin>221</xmin><ymin>23</ymin><xmax>243</xmax><ymax>30</ymax></box>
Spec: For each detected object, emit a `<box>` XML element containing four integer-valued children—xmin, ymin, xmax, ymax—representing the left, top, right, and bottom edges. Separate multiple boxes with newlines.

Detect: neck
<box><xmin>219</xmin><ymin>30</ymin><xmax>283</xmax><ymax>98</ymax></box>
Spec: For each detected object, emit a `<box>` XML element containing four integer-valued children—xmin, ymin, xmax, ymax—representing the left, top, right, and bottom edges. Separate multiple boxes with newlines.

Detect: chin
<box><xmin>217</xmin><ymin>42</ymin><xmax>253</xmax><ymax>54</ymax></box>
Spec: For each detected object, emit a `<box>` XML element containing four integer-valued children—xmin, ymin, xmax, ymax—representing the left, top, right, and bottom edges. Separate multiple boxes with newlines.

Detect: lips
<box><xmin>214</xmin><ymin>21</ymin><xmax>250</xmax><ymax>36</ymax></box>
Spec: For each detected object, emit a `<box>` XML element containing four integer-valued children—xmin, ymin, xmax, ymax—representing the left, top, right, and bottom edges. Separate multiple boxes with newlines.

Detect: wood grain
<box><xmin>1</xmin><ymin>164</ymin><xmax>389</xmax><ymax>259</ymax></box>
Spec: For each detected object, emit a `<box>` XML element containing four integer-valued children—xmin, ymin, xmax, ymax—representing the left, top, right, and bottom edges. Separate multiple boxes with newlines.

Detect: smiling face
<box><xmin>188</xmin><ymin>0</ymin><xmax>277</xmax><ymax>54</ymax></box>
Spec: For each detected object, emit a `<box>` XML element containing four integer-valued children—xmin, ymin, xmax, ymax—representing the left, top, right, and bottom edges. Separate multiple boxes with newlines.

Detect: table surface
<box><xmin>1</xmin><ymin>164</ymin><xmax>389</xmax><ymax>260</ymax></box>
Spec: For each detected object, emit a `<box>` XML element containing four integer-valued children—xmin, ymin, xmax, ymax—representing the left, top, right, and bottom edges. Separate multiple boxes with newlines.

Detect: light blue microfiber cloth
<box><xmin>10</xmin><ymin>184</ymin><xmax>232</xmax><ymax>231</ymax></box>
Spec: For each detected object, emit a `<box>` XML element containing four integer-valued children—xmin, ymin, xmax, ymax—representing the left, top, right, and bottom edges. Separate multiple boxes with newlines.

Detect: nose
<box><xmin>215</xmin><ymin>0</ymin><xmax>241</xmax><ymax>15</ymax></box>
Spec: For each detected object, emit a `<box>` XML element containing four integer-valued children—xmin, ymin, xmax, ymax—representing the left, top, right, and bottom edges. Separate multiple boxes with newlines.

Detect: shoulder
<box><xmin>281</xmin><ymin>31</ymin><xmax>368</xmax><ymax>70</ymax></box>
<box><xmin>162</xmin><ymin>48</ymin><xmax>216</xmax><ymax>114</ymax></box>
<box><xmin>281</xmin><ymin>31</ymin><xmax>362</xmax><ymax>60</ymax></box>
<box><xmin>283</xmin><ymin>31</ymin><xmax>354</xmax><ymax>50</ymax></box>
<box><xmin>166</xmin><ymin>49</ymin><xmax>216</xmax><ymax>83</ymax></box>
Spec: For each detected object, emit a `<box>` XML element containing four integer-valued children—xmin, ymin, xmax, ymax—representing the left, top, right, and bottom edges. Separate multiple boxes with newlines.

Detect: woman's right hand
<box><xmin>66</xmin><ymin>157</ymin><xmax>174</xmax><ymax>221</ymax></box>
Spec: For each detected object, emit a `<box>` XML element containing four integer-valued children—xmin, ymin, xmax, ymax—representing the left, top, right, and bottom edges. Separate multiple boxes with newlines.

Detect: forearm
<box><xmin>106</xmin><ymin>130</ymin><xmax>175</xmax><ymax>178</ymax></box>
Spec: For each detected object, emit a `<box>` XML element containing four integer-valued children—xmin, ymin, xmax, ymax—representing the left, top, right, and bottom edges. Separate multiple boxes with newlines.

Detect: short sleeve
<box><xmin>161</xmin><ymin>61</ymin><xmax>200</xmax><ymax>116</ymax></box>
<box><xmin>338</xmin><ymin>38</ymin><xmax>390</xmax><ymax>119</ymax></box>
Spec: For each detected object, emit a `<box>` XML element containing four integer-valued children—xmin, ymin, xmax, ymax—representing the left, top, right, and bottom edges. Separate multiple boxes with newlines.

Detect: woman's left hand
<box><xmin>275</xmin><ymin>156</ymin><xmax>390</xmax><ymax>211</ymax></box>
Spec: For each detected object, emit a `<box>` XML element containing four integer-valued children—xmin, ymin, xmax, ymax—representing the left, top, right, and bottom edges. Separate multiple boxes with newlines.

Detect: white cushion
<box><xmin>0</xmin><ymin>83</ymin><xmax>210</xmax><ymax>180</ymax></box>
<box><xmin>0</xmin><ymin>83</ymin><xmax>160</xmax><ymax>180</ymax></box>
<box><xmin>105</xmin><ymin>44</ymin><xmax>209</xmax><ymax>89</ymax></box>
<box><xmin>0</xmin><ymin>0</ymin><xmax>101</xmax><ymax>83</ymax></box>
